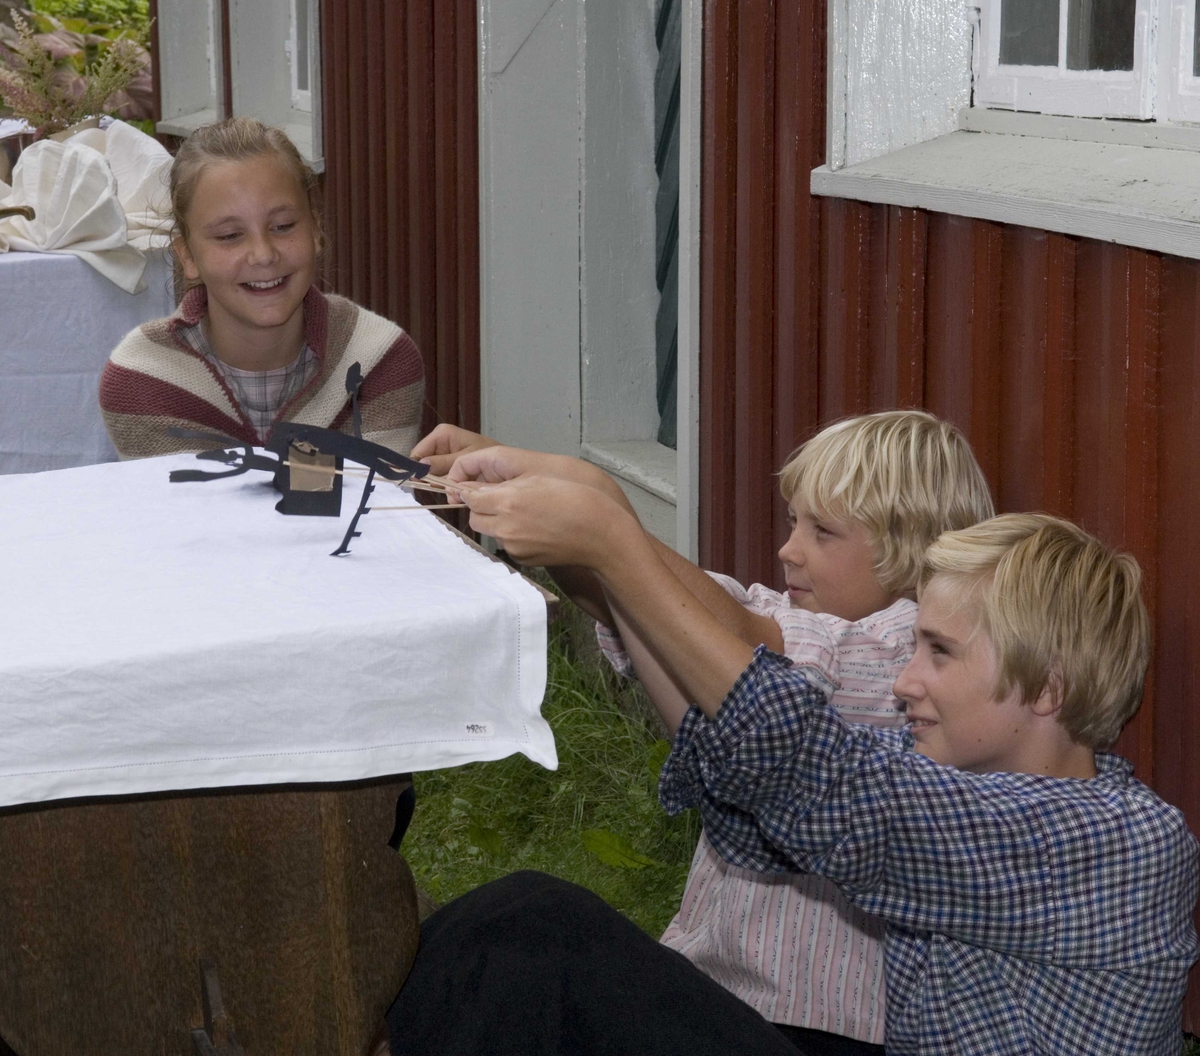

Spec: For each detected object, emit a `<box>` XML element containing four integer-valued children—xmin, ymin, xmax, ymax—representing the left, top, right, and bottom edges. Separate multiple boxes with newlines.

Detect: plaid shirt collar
<box><xmin>171</xmin><ymin>285</ymin><xmax>325</xmax><ymax>442</ymax></box>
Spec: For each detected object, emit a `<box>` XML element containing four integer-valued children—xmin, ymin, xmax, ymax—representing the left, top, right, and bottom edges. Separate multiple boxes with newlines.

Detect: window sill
<box><xmin>811</xmin><ymin>109</ymin><xmax>1200</xmax><ymax>260</ymax></box>
<box><xmin>582</xmin><ymin>440</ymin><xmax>677</xmax><ymax>503</ymax></box>
<box><xmin>582</xmin><ymin>440</ymin><xmax>677</xmax><ymax>548</ymax></box>
<box><xmin>156</xmin><ymin>110</ymin><xmax>219</xmax><ymax>138</ymax></box>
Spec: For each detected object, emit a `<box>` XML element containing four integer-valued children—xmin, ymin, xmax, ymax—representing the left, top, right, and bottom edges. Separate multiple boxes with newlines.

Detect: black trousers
<box><xmin>385</xmin><ymin>871</ymin><xmax>885</xmax><ymax>1056</ymax></box>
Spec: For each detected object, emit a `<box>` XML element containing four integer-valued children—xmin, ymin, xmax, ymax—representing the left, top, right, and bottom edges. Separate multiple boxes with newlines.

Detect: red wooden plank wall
<box><xmin>320</xmin><ymin>0</ymin><xmax>481</xmax><ymax>438</ymax></box>
<box><xmin>700</xmin><ymin>0</ymin><xmax>1200</xmax><ymax>1024</ymax></box>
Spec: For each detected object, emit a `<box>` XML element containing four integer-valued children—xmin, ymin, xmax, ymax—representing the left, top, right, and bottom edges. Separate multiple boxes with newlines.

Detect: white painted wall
<box><xmin>827</xmin><ymin>0</ymin><xmax>972</xmax><ymax>170</ymax></box>
<box><xmin>230</xmin><ymin>0</ymin><xmax>291</xmax><ymax>128</ymax></box>
<box><xmin>479</xmin><ymin>0</ymin><xmax>660</xmax><ymax>455</ymax></box>
<box><xmin>229</xmin><ymin>0</ymin><xmax>322</xmax><ymax>165</ymax></box>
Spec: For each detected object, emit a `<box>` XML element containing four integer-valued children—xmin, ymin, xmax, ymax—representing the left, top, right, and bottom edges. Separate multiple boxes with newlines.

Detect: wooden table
<box><xmin>0</xmin><ymin>776</ymin><xmax>420</xmax><ymax>1055</ymax></box>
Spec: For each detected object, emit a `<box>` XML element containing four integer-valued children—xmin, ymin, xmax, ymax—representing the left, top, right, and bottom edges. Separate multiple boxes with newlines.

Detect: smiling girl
<box><xmin>100</xmin><ymin>118</ymin><xmax>424</xmax><ymax>458</ymax></box>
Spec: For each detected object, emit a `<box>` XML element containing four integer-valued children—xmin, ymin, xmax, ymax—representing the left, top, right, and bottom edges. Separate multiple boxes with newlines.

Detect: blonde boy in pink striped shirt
<box><xmin>415</xmin><ymin>409</ymin><xmax>994</xmax><ymax>1053</ymax></box>
<box><xmin>594</xmin><ymin>411</ymin><xmax>994</xmax><ymax>1052</ymax></box>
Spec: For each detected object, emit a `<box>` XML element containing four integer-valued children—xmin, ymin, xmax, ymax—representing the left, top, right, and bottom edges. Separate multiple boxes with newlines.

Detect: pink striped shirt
<box><xmin>597</xmin><ymin>576</ymin><xmax>916</xmax><ymax>1043</ymax></box>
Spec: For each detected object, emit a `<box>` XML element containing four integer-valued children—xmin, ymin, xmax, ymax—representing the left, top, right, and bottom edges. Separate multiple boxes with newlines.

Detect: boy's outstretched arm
<box><xmin>604</xmin><ymin>595</ymin><xmax>694</xmax><ymax>734</ymax></box>
<box><xmin>447</xmin><ymin>446</ymin><xmax>785</xmax><ymax>654</ymax></box>
<box><xmin>459</xmin><ymin>472</ymin><xmax>754</xmax><ymax>717</ymax></box>
<box><xmin>417</xmin><ymin>433</ymin><xmax>701</xmax><ymax>728</ymax></box>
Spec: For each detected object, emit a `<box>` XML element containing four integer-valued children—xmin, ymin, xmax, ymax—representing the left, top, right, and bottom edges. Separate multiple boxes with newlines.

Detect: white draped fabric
<box><xmin>0</xmin><ymin>455</ymin><xmax>554</xmax><ymax>807</ymax></box>
<box><xmin>0</xmin><ymin>249</ymin><xmax>174</xmax><ymax>474</ymax></box>
<box><xmin>0</xmin><ymin>119</ymin><xmax>172</xmax><ymax>293</ymax></box>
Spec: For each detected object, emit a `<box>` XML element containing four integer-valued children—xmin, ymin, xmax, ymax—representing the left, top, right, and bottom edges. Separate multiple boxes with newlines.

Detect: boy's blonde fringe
<box><xmin>920</xmin><ymin>514</ymin><xmax>1149</xmax><ymax>750</ymax></box>
<box><xmin>779</xmin><ymin>410</ymin><xmax>995</xmax><ymax>596</ymax></box>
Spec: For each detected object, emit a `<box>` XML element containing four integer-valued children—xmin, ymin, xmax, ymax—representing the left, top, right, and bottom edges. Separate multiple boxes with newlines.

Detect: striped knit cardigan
<box><xmin>100</xmin><ymin>285</ymin><xmax>425</xmax><ymax>459</ymax></box>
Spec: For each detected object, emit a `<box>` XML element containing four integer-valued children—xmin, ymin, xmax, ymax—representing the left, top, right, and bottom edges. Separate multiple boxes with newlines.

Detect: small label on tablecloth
<box><xmin>464</xmin><ymin>722</ymin><xmax>494</xmax><ymax>738</ymax></box>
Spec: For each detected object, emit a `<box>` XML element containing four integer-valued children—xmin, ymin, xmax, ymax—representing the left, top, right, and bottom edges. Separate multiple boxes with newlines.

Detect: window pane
<box><xmin>296</xmin><ymin>0</ymin><xmax>310</xmax><ymax>92</ymax></box>
<box><xmin>1067</xmin><ymin>0</ymin><xmax>1136</xmax><ymax>71</ymax></box>
<box><xmin>1000</xmin><ymin>0</ymin><xmax>1060</xmax><ymax>66</ymax></box>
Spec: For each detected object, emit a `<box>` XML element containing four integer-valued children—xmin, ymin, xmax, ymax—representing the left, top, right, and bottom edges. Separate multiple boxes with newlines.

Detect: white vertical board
<box><xmin>193</xmin><ymin>0</ymin><xmax>323</xmax><ymax>167</ymax></box>
<box><xmin>479</xmin><ymin>0</ymin><xmax>662</xmax><ymax>457</ymax></box>
<box><xmin>675</xmin><ymin>0</ymin><xmax>702</xmax><ymax>562</ymax></box>
<box><xmin>1159</xmin><ymin>0</ymin><xmax>1200</xmax><ymax>123</ymax></box>
<box><xmin>828</xmin><ymin>0</ymin><xmax>972</xmax><ymax>170</ymax></box>
<box><xmin>478</xmin><ymin>0</ymin><xmax>584</xmax><ymax>455</ymax></box>
<box><xmin>229</xmin><ymin>0</ymin><xmax>292</xmax><ymax>129</ymax></box>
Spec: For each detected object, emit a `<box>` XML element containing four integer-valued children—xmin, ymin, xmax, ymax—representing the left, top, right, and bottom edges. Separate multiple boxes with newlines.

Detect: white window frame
<box><xmin>813</xmin><ymin>0</ymin><xmax>1200</xmax><ymax>264</ymax></box>
<box><xmin>975</xmin><ymin>0</ymin><xmax>1200</xmax><ymax>123</ymax></box>
<box><xmin>1159</xmin><ymin>0</ymin><xmax>1200</xmax><ymax>121</ymax></box>
<box><xmin>156</xmin><ymin>0</ymin><xmax>323</xmax><ymax>171</ymax></box>
<box><xmin>974</xmin><ymin>0</ymin><xmax>1156</xmax><ymax>119</ymax></box>
<box><xmin>286</xmin><ymin>0</ymin><xmax>313</xmax><ymax>115</ymax></box>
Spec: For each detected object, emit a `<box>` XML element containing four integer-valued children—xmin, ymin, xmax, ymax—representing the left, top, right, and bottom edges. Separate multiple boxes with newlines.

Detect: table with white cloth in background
<box><xmin>0</xmin><ymin>456</ymin><xmax>554</xmax><ymax>1056</ymax></box>
<box><xmin>0</xmin><ymin>250</ymin><xmax>174</xmax><ymax>475</ymax></box>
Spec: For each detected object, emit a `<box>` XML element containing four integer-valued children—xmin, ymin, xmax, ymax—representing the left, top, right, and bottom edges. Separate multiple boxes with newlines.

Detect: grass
<box><xmin>401</xmin><ymin>604</ymin><xmax>700</xmax><ymax>937</ymax></box>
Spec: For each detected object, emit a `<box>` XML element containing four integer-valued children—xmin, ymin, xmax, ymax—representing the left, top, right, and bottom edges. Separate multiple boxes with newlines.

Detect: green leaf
<box><xmin>647</xmin><ymin>739</ymin><xmax>671</xmax><ymax>783</ymax></box>
<box><xmin>467</xmin><ymin>821</ymin><xmax>503</xmax><ymax>858</ymax></box>
<box><xmin>581</xmin><ymin>828</ymin><xmax>657</xmax><ymax>870</ymax></box>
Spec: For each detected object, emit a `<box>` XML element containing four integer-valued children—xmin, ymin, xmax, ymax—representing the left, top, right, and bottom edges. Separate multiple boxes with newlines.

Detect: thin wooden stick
<box><xmin>280</xmin><ymin>461</ymin><xmax>454</xmax><ymax>496</ymax></box>
<box><xmin>402</xmin><ymin>480</ymin><xmax>455</xmax><ymax>495</ymax></box>
<box><xmin>371</xmin><ymin>503</ymin><xmax>469</xmax><ymax>511</ymax></box>
<box><xmin>281</xmin><ymin>460</ymin><xmax>370</xmax><ymax>479</ymax></box>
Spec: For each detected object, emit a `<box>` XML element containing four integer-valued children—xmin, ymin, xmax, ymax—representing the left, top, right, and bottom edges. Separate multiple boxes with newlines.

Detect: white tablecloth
<box><xmin>0</xmin><ymin>249</ymin><xmax>175</xmax><ymax>475</ymax></box>
<box><xmin>0</xmin><ymin>455</ymin><xmax>554</xmax><ymax>807</ymax></box>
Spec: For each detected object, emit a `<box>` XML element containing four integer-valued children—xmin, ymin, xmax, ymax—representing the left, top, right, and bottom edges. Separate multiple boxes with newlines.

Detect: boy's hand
<box><xmin>449</xmin><ymin>446</ymin><xmax>637</xmax><ymax>519</ymax></box>
<box><xmin>462</xmin><ymin>470</ymin><xmax>755</xmax><ymax>717</ymax></box>
<box><xmin>411</xmin><ymin>424</ymin><xmax>499</xmax><ymax>476</ymax></box>
<box><xmin>459</xmin><ymin>476</ymin><xmax>637</xmax><ymax>572</ymax></box>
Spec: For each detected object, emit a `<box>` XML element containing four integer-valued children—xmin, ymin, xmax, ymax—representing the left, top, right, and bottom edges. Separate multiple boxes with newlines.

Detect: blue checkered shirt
<box><xmin>659</xmin><ymin>647</ymin><xmax>1199</xmax><ymax>1055</ymax></box>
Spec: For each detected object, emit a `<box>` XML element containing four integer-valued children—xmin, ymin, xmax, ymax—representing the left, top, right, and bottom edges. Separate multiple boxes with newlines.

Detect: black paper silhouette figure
<box><xmin>167</xmin><ymin>363</ymin><xmax>431</xmax><ymax>555</ymax></box>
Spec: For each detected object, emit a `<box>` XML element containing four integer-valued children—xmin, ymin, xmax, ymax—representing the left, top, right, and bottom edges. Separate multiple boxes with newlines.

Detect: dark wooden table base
<box><xmin>0</xmin><ymin>776</ymin><xmax>419</xmax><ymax>1056</ymax></box>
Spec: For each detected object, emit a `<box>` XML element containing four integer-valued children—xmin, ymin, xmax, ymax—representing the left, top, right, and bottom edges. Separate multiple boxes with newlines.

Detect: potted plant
<box><xmin>0</xmin><ymin>7</ymin><xmax>148</xmax><ymax>145</ymax></box>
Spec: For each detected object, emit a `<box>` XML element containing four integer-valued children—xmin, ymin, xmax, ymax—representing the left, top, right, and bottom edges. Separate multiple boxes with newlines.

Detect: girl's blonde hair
<box><xmin>919</xmin><ymin>514</ymin><xmax>1149</xmax><ymax>750</ymax></box>
<box><xmin>169</xmin><ymin>116</ymin><xmax>322</xmax><ymax>246</ymax></box>
<box><xmin>779</xmin><ymin>410</ymin><xmax>994</xmax><ymax>596</ymax></box>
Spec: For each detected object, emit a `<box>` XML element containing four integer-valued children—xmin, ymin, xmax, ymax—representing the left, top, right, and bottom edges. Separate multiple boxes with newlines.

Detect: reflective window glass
<box><xmin>1000</xmin><ymin>0</ymin><xmax>1060</xmax><ymax>66</ymax></box>
<box><xmin>1066</xmin><ymin>0</ymin><xmax>1136</xmax><ymax>71</ymax></box>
